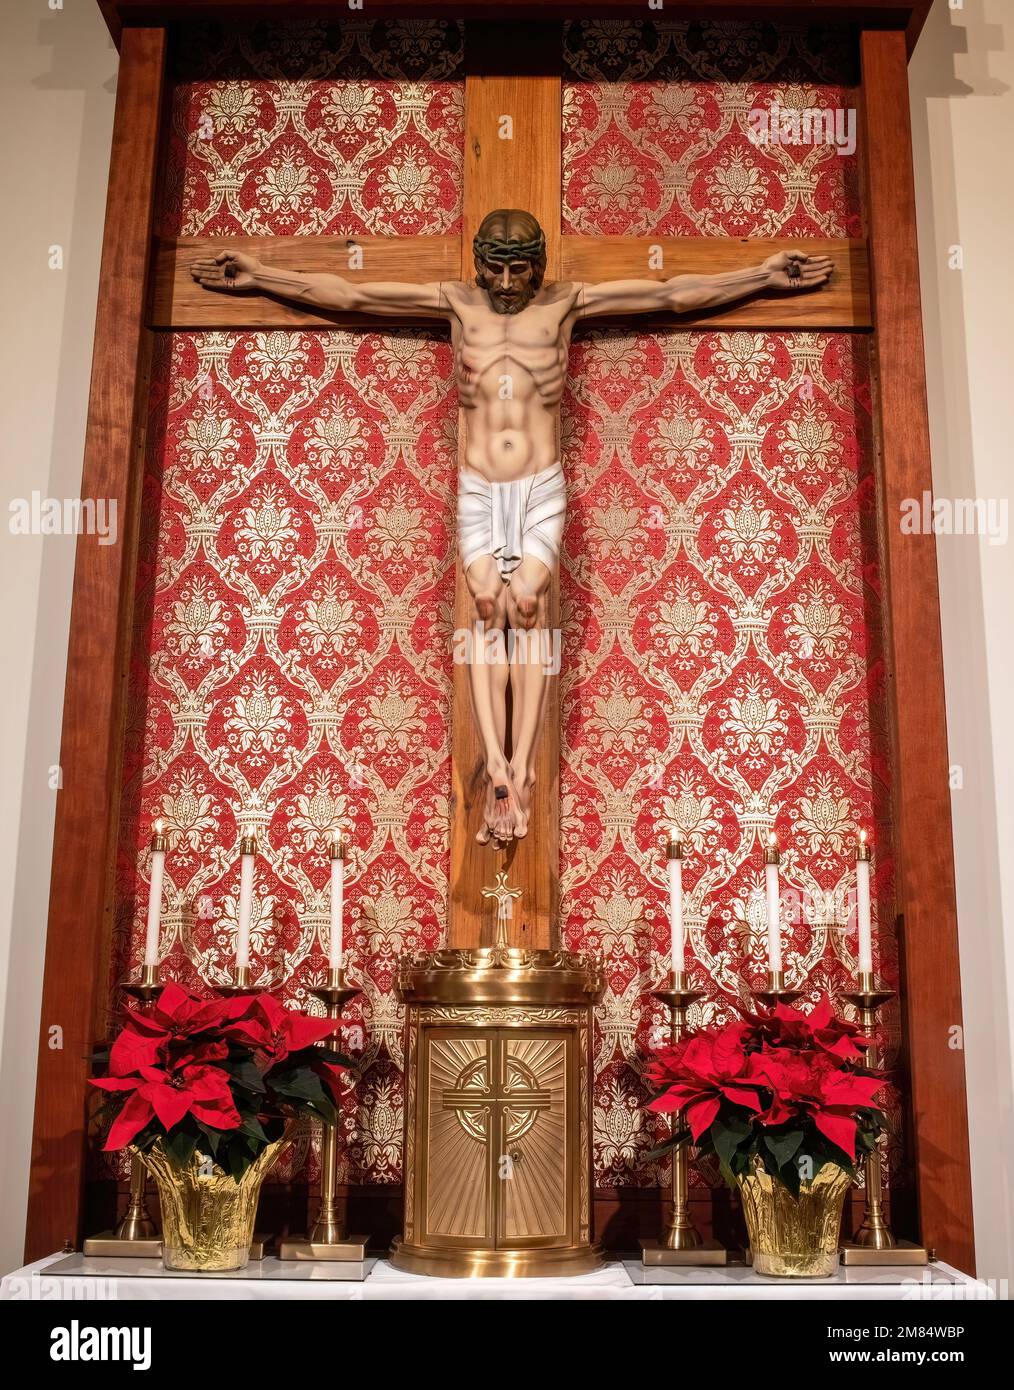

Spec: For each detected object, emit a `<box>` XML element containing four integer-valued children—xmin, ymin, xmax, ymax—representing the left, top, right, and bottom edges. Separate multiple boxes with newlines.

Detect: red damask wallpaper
<box><xmin>562</xmin><ymin>19</ymin><xmax>860</xmax><ymax>238</ymax></box>
<box><xmin>111</xmin><ymin>20</ymin><xmax>899</xmax><ymax>1196</ymax></box>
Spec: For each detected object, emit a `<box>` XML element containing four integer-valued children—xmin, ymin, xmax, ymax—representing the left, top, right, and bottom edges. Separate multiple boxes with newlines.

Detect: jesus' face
<box><xmin>475</xmin><ymin>255</ymin><xmax>539</xmax><ymax>315</ymax></box>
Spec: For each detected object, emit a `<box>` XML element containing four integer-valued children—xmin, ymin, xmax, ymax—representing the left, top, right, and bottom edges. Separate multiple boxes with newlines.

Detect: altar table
<box><xmin>1</xmin><ymin>1253</ymin><xmax>985</xmax><ymax>1303</ymax></box>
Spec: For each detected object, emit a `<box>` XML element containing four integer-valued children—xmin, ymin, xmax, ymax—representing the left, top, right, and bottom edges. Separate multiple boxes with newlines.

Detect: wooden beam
<box><xmin>150</xmin><ymin>234</ymin><xmax>461</xmax><ymax>328</ymax></box>
<box><xmin>96</xmin><ymin>3</ymin><xmax>934</xmax><ymax>58</ymax></box>
<box><xmin>447</xmin><ymin>25</ymin><xmax>561</xmax><ymax>951</ymax></box>
<box><xmin>563</xmin><ymin>237</ymin><xmax>870</xmax><ymax>330</ymax></box>
<box><xmin>860</xmin><ymin>28</ymin><xmax>974</xmax><ymax>1275</ymax></box>
<box><xmin>25</xmin><ymin>27</ymin><xmax>167</xmax><ymax>1264</ymax></box>
<box><xmin>153</xmin><ymin>233</ymin><xmax>868</xmax><ymax>331</ymax></box>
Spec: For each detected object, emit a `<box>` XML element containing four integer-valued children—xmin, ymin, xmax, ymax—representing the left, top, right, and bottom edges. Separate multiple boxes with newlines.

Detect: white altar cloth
<box><xmin>0</xmin><ymin>1252</ymin><xmax>986</xmax><ymax>1302</ymax></box>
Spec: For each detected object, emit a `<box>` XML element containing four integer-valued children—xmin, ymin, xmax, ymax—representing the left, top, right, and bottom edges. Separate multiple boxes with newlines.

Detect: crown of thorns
<box><xmin>472</xmin><ymin>232</ymin><xmax>546</xmax><ymax>264</ymax></box>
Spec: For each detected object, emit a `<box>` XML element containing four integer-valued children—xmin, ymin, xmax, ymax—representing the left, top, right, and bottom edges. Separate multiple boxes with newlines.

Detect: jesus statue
<box><xmin>192</xmin><ymin>211</ymin><xmax>831</xmax><ymax>848</ymax></box>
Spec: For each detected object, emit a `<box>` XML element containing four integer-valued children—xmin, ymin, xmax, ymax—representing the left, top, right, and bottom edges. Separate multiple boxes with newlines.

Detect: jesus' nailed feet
<box><xmin>453</xmin><ymin>623</ymin><xmax>561</xmax><ymax>847</ymax></box>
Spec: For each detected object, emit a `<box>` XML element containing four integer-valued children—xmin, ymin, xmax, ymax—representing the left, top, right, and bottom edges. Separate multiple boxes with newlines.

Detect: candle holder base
<box><xmin>752</xmin><ymin>970</ymin><xmax>803</xmax><ymax>1008</ymax></box>
<box><xmin>840</xmin><ymin>1240</ymin><xmax>929</xmax><ymax>1266</ymax></box>
<box><xmin>277</xmin><ymin>1234</ymin><xmax>370</xmax><ymax>1262</ymax></box>
<box><xmin>310</xmin><ymin>967</ymin><xmax>361</xmax><ymax>1015</ymax></box>
<box><xmin>121</xmin><ymin>966</ymin><xmax>163</xmax><ymax>1005</ymax></box>
<box><xmin>651</xmin><ymin>970</ymin><xmax>705</xmax><ymax>1014</ymax></box>
<box><xmin>842</xmin><ymin>988</ymin><xmax>895</xmax><ymax>1013</ymax></box>
<box><xmin>640</xmin><ymin>1237</ymin><xmax>727</xmax><ymax>1267</ymax></box>
<box><xmin>752</xmin><ymin>988</ymin><xmax>804</xmax><ymax>1008</ymax></box>
<box><xmin>215</xmin><ymin>966</ymin><xmax>265</xmax><ymax>995</ymax></box>
<box><xmin>82</xmin><ymin>1233</ymin><xmax>162</xmax><ymax>1258</ymax></box>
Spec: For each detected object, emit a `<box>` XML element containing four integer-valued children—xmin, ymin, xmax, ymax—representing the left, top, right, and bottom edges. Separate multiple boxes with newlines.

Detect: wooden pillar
<box><xmin>24</xmin><ymin>26</ymin><xmax>167</xmax><ymax>1264</ymax></box>
<box><xmin>447</xmin><ymin>25</ymin><xmax>562</xmax><ymax>948</ymax></box>
<box><xmin>860</xmin><ymin>27</ymin><xmax>975</xmax><ymax>1274</ymax></box>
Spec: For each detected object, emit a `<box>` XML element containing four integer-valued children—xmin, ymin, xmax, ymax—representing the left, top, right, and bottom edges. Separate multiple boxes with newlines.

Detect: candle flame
<box><xmin>859</xmin><ymin>829</ymin><xmax>867</xmax><ymax>844</ymax></box>
<box><xmin>153</xmin><ymin>818</ymin><xmax>164</xmax><ymax>835</ymax></box>
<box><xmin>768</xmin><ymin>830</ymin><xmax>777</xmax><ymax>847</ymax></box>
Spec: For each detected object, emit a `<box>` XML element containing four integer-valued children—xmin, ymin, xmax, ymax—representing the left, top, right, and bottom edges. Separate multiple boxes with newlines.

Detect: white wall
<box><xmin>0</xmin><ymin>0</ymin><xmax>116</xmax><ymax>1275</ymax></box>
<box><xmin>0</xmin><ymin>0</ymin><xmax>1010</xmax><ymax>1282</ymax></box>
<box><xmin>909</xmin><ymin>0</ymin><xmax>1014</xmax><ymax>1287</ymax></box>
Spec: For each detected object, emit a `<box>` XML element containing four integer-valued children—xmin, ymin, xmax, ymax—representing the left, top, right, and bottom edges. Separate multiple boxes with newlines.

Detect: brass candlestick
<box><xmin>840</xmin><ymin>972</ymin><xmax>928</xmax><ymax>1266</ymax></box>
<box><xmin>215</xmin><ymin>963</ymin><xmax>262</xmax><ymax>995</ymax></box>
<box><xmin>213</xmin><ymin>956</ymin><xmax>272</xmax><ymax>1257</ymax></box>
<box><xmin>641</xmin><ymin>970</ymin><xmax>727</xmax><ymax>1267</ymax></box>
<box><xmin>752</xmin><ymin>968</ymin><xmax>804</xmax><ymax>1008</ymax></box>
<box><xmin>84</xmin><ymin>964</ymin><xmax>163</xmax><ymax>1257</ymax></box>
<box><xmin>279</xmin><ymin>966</ymin><xmax>369</xmax><ymax>1261</ymax></box>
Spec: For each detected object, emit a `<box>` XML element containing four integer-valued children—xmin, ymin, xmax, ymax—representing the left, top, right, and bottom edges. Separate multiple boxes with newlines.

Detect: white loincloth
<box><xmin>457</xmin><ymin>462</ymin><xmax>567</xmax><ymax>581</ymax></box>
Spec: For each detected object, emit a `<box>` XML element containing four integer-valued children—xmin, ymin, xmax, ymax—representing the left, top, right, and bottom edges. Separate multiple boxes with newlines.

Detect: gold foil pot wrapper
<box><xmin>136</xmin><ymin>1131</ymin><xmax>292</xmax><ymax>1271</ymax></box>
<box><xmin>737</xmin><ymin>1157</ymin><xmax>852</xmax><ymax>1278</ymax></box>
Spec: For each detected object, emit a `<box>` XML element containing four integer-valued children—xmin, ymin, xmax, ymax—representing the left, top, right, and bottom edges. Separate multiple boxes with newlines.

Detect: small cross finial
<box><xmin>481</xmin><ymin>870</ymin><xmax>523</xmax><ymax>950</ymax></box>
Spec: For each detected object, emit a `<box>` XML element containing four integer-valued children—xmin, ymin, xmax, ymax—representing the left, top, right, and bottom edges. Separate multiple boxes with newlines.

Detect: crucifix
<box><xmin>164</xmin><ymin>30</ymin><xmax>863</xmax><ymax>952</ymax></box>
<box><xmin>192</xmin><ymin>227</ymin><xmax>829</xmax><ymax>826</ymax></box>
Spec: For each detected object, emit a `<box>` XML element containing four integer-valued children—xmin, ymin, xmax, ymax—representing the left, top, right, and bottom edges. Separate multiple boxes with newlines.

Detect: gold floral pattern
<box><xmin>563</xmin><ymin>20</ymin><xmax>860</xmax><ymax>239</ymax></box>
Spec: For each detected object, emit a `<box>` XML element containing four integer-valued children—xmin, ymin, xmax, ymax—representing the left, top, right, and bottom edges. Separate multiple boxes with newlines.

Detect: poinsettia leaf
<box><xmin>730</xmin><ymin>1148</ymin><xmax>753</xmax><ymax>1177</ymax></box>
<box><xmin>712</xmin><ymin>1112</ymin><xmax>754</xmax><ymax>1174</ymax></box>
<box><xmin>165</xmin><ymin>1127</ymin><xmax>197</xmax><ymax>1170</ymax></box>
<box><xmin>228</xmin><ymin>1058</ymin><xmax>267</xmax><ymax>1094</ymax></box>
<box><xmin>269</xmin><ymin>1068</ymin><xmax>329</xmax><ymax>1107</ymax></box>
<box><xmin>259</xmin><ymin>1115</ymin><xmax>287</xmax><ymax>1143</ymax></box>
<box><xmin>194</xmin><ymin>1122</ymin><xmax>221</xmax><ymax>1157</ymax></box>
<box><xmin>239</xmin><ymin>1114</ymin><xmax>269</xmax><ymax>1144</ymax></box>
<box><xmin>225</xmin><ymin>1142</ymin><xmax>252</xmax><ymax>1183</ymax></box>
<box><xmin>640</xmin><ymin>1136</ymin><xmax>681</xmax><ymax>1164</ymax></box>
<box><xmin>764</xmin><ymin>1128</ymin><xmax>804</xmax><ymax>1169</ymax></box>
<box><xmin>778</xmin><ymin>1155</ymin><xmax>801</xmax><ymax>1198</ymax></box>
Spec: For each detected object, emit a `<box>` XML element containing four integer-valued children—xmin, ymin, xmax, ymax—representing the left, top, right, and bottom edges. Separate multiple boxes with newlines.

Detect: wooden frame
<box><xmin>25</xmin><ymin>24</ymin><xmax>167</xmax><ymax>1263</ymax></box>
<box><xmin>858</xmin><ymin>26</ymin><xmax>974</xmax><ymax>1276</ymax></box>
<box><xmin>95</xmin><ymin>2</ymin><xmax>935</xmax><ymax>55</ymax></box>
<box><xmin>25</xmin><ymin>0</ymin><xmax>974</xmax><ymax>1272</ymax></box>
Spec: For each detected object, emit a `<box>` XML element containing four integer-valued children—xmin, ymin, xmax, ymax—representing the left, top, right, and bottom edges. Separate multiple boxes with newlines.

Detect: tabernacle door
<box><xmin>419</xmin><ymin>1030</ymin><xmax>497</xmax><ymax>1249</ymax></box>
<box><xmin>495</xmin><ymin>1030</ymin><xmax>576</xmax><ymax>1249</ymax></box>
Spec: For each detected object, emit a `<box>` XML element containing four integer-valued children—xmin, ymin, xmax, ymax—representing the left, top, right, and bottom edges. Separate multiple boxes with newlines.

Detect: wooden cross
<box><xmin>149</xmin><ymin>24</ymin><xmax>868</xmax><ymax>952</ymax></box>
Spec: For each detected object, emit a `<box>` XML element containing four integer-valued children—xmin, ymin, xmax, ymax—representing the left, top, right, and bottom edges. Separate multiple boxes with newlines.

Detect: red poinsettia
<box><xmin>91</xmin><ymin>984</ymin><xmax>353</xmax><ymax>1179</ymax></box>
<box><xmin>218</xmin><ymin>991</ymin><xmax>338</xmax><ymax>1064</ymax></box>
<box><xmin>107</xmin><ymin>981</ymin><xmax>249</xmax><ymax>1077</ymax></box>
<box><xmin>753</xmin><ymin>1051</ymin><xmax>885</xmax><ymax>1161</ymax></box>
<box><xmin>646</xmin><ymin>1025</ymin><xmax>767</xmax><ymax>1141</ymax></box>
<box><xmin>645</xmin><ymin>995</ymin><xmax>887</xmax><ymax>1191</ymax></box>
<box><xmin>741</xmin><ymin>995</ymin><xmax>871</xmax><ymax>1063</ymax></box>
<box><xmin>93</xmin><ymin>1058</ymin><xmax>241</xmax><ymax>1150</ymax></box>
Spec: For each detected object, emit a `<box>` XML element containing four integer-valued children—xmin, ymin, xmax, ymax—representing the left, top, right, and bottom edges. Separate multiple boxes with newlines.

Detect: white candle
<box><xmin>143</xmin><ymin>820</ymin><xmax>167</xmax><ymax>968</ymax></box>
<box><xmin>235</xmin><ymin>834</ymin><xmax>257</xmax><ymax>973</ymax></box>
<box><xmin>666</xmin><ymin>837</ymin><xmax>685</xmax><ymax>975</ymax></box>
<box><xmin>856</xmin><ymin>831</ymin><xmax>873</xmax><ymax>976</ymax></box>
<box><xmin>764</xmin><ymin>832</ymin><xmax>783</xmax><ymax>974</ymax></box>
<box><xmin>329</xmin><ymin>834</ymin><xmax>345</xmax><ymax>971</ymax></box>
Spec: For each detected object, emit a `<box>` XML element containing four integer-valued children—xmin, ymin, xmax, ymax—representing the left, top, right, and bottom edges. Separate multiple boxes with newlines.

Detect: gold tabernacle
<box><xmin>389</xmin><ymin>944</ymin><xmax>604</xmax><ymax>1277</ymax></box>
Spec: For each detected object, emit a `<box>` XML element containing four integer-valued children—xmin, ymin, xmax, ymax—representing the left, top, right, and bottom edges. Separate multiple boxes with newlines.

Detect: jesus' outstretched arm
<box><xmin>190</xmin><ymin>249</ymin><xmax>451</xmax><ymax>318</ymax></box>
<box><xmin>574</xmin><ymin>249</ymin><xmax>833</xmax><ymax>319</ymax></box>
